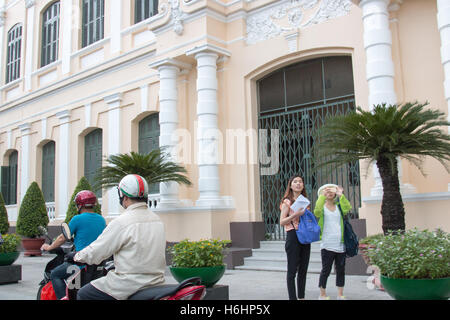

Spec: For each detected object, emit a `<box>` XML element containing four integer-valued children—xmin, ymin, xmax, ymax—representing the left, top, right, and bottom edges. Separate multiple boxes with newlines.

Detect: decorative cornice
<box><xmin>185</xmin><ymin>43</ymin><xmax>231</xmax><ymax>58</ymax></box>
<box><xmin>246</xmin><ymin>0</ymin><xmax>353</xmax><ymax>45</ymax></box>
<box><xmin>103</xmin><ymin>92</ymin><xmax>123</xmax><ymax>105</ymax></box>
<box><xmin>149</xmin><ymin>58</ymin><xmax>192</xmax><ymax>71</ymax></box>
<box><xmin>56</xmin><ymin>109</ymin><xmax>71</xmax><ymax>121</ymax></box>
<box><xmin>19</xmin><ymin>122</ymin><xmax>31</xmax><ymax>132</ymax></box>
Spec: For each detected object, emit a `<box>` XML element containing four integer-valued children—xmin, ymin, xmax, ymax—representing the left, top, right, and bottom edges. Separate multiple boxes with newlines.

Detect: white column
<box><xmin>110</xmin><ymin>0</ymin><xmax>122</xmax><ymax>54</ymax></box>
<box><xmin>437</xmin><ymin>0</ymin><xmax>450</xmax><ymax>191</ymax></box>
<box><xmin>61</xmin><ymin>0</ymin><xmax>73</xmax><ymax>75</ymax></box>
<box><xmin>437</xmin><ymin>0</ymin><xmax>450</xmax><ymax>133</ymax></box>
<box><xmin>140</xmin><ymin>84</ymin><xmax>149</xmax><ymax>112</ymax></box>
<box><xmin>19</xmin><ymin>123</ymin><xmax>31</xmax><ymax>201</ymax></box>
<box><xmin>56</xmin><ymin>110</ymin><xmax>71</xmax><ymax>220</ymax></box>
<box><xmin>361</xmin><ymin>0</ymin><xmax>397</xmax><ymax>109</ymax></box>
<box><xmin>360</xmin><ymin>0</ymin><xmax>415</xmax><ymax>196</ymax></box>
<box><xmin>104</xmin><ymin>93</ymin><xmax>122</xmax><ymax>216</ymax></box>
<box><xmin>186</xmin><ymin>45</ymin><xmax>231</xmax><ymax>207</ymax></box>
<box><xmin>0</xmin><ymin>4</ymin><xmax>6</xmax><ymax>87</ymax></box>
<box><xmin>24</xmin><ymin>0</ymin><xmax>36</xmax><ymax>91</ymax></box>
<box><xmin>149</xmin><ymin>59</ymin><xmax>190</xmax><ymax>207</ymax></box>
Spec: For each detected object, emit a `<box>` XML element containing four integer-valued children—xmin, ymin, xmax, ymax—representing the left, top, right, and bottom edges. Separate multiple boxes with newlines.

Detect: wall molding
<box><xmin>362</xmin><ymin>192</ymin><xmax>450</xmax><ymax>204</ymax></box>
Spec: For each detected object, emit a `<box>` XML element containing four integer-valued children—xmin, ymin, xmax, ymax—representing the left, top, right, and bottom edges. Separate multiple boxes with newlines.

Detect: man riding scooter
<box><xmin>70</xmin><ymin>174</ymin><xmax>167</xmax><ymax>300</ymax></box>
<box><xmin>41</xmin><ymin>190</ymin><xmax>106</xmax><ymax>300</ymax></box>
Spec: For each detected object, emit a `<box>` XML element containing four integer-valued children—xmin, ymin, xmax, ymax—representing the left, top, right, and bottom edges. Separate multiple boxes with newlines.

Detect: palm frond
<box><xmin>312</xmin><ymin>102</ymin><xmax>450</xmax><ymax>174</ymax></box>
<box><xmin>93</xmin><ymin>148</ymin><xmax>192</xmax><ymax>191</ymax></box>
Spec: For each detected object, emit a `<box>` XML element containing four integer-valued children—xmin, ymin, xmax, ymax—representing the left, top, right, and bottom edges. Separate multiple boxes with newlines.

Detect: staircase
<box><xmin>235</xmin><ymin>240</ymin><xmax>334</xmax><ymax>274</ymax></box>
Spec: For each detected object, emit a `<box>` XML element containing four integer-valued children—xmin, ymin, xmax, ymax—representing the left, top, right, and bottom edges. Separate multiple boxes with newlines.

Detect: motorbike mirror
<box><xmin>61</xmin><ymin>222</ymin><xmax>72</xmax><ymax>241</ymax></box>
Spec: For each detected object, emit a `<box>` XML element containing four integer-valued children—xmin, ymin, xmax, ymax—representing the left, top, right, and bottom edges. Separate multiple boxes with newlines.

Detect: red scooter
<box><xmin>38</xmin><ymin>223</ymin><xmax>206</xmax><ymax>300</ymax></box>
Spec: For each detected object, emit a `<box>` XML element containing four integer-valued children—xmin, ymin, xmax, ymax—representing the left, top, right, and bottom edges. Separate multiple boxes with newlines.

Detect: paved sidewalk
<box><xmin>0</xmin><ymin>252</ymin><xmax>392</xmax><ymax>300</ymax></box>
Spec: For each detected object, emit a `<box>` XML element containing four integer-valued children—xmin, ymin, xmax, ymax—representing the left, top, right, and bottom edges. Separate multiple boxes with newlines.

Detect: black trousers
<box><xmin>77</xmin><ymin>283</ymin><xmax>117</xmax><ymax>300</ymax></box>
<box><xmin>318</xmin><ymin>249</ymin><xmax>346</xmax><ymax>288</ymax></box>
<box><xmin>285</xmin><ymin>230</ymin><xmax>311</xmax><ymax>300</ymax></box>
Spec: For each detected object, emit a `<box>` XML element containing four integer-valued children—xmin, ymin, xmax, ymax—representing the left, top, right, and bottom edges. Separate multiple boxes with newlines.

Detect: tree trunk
<box><xmin>376</xmin><ymin>156</ymin><xmax>406</xmax><ymax>234</ymax></box>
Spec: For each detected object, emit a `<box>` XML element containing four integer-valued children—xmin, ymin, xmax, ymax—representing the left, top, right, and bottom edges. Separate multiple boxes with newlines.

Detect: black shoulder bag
<box><xmin>337</xmin><ymin>203</ymin><xmax>359</xmax><ymax>258</ymax></box>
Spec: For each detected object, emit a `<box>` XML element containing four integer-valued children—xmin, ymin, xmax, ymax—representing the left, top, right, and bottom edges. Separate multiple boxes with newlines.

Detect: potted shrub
<box><xmin>168</xmin><ymin>239</ymin><xmax>230</xmax><ymax>287</ymax></box>
<box><xmin>16</xmin><ymin>182</ymin><xmax>49</xmax><ymax>256</ymax></box>
<box><xmin>367</xmin><ymin>228</ymin><xmax>450</xmax><ymax>300</ymax></box>
<box><xmin>0</xmin><ymin>192</ymin><xmax>9</xmax><ymax>235</ymax></box>
<box><xmin>0</xmin><ymin>233</ymin><xmax>21</xmax><ymax>265</ymax></box>
<box><xmin>359</xmin><ymin>233</ymin><xmax>384</xmax><ymax>265</ymax></box>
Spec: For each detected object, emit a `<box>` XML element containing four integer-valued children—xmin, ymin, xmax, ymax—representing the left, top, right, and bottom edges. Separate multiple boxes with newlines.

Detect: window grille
<box><xmin>82</xmin><ymin>0</ymin><xmax>104</xmax><ymax>48</ymax></box>
<box><xmin>41</xmin><ymin>2</ymin><xmax>60</xmax><ymax>67</ymax></box>
<box><xmin>42</xmin><ymin>141</ymin><xmax>56</xmax><ymax>202</ymax></box>
<box><xmin>6</xmin><ymin>24</ymin><xmax>22</xmax><ymax>83</ymax></box>
<box><xmin>135</xmin><ymin>0</ymin><xmax>158</xmax><ymax>24</ymax></box>
<box><xmin>84</xmin><ymin>129</ymin><xmax>102</xmax><ymax>197</ymax></box>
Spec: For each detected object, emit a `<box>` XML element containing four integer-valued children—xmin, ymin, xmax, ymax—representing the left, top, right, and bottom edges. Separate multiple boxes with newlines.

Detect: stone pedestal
<box><xmin>0</xmin><ymin>264</ymin><xmax>22</xmax><ymax>284</ymax></box>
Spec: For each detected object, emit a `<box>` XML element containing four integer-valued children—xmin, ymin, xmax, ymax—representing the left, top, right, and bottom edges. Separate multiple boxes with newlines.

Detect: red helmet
<box><xmin>74</xmin><ymin>190</ymin><xmax>97</xmax><ymax>208</ymax></box>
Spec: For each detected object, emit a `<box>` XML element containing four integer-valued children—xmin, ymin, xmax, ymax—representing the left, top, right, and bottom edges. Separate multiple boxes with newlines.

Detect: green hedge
<box><xmin>0</xmin><ymin>193</ymin><xmax>9</xmax><ymax>234</ymax></box>
<box><xmin>65</xmin><ymin>177</ymin><xmax>102</xmax><ymax>224</ymax></box>
<box><xmin>16</xmin><ymin>182</ymin><xmax>49</xmax><ymax>238</ymax></box>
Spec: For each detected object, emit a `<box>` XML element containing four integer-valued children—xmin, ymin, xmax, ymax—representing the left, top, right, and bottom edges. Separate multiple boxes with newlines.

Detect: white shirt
<box><xmin>320</xmin><ymin>205</ymin><xmax>345</xmax><ymax>253</ymax></box>
<box><xmin>75</xmin><ymin>202</ymin><xmax>166</xmax><ymax>300</ymax></box>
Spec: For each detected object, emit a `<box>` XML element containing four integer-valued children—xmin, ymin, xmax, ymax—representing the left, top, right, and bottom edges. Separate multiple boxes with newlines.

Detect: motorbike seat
<box><xmin>128</xmin><ymin>284</ymin><xmax>180</xmax><ymax>300</ymax></box>
<box><xmin>128</xmin><ymin>277</ymin><xmax>202</xmax><ymax>300</ymax></box>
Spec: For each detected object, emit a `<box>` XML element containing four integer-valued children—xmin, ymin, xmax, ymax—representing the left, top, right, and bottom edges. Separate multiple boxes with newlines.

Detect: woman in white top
<box><xmin>313</xmin><ymin>184</ymin><xmax>352</xmax><ymax>300</ymax></box>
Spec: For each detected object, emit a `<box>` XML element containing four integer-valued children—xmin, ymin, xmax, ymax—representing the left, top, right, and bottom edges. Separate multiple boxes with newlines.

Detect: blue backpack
<box><xmin>295</xmin><ymin>209</ymin><xmax>321</xmax><ymax>244</ymax></box>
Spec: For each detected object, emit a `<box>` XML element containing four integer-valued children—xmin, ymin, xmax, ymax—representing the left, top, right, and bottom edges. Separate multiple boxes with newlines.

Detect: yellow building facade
<box><xmin>0</xmin><ymin>0</ymin><xmax>449</xmax><ymax>246</ymax></box>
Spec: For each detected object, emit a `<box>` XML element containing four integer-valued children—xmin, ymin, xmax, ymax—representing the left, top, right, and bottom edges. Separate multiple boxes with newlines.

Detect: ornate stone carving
<box><xmin>246</xmin><ymin>0</ymin><xmax>352</xmax><ymax>45</ymax></box>
<box><xmin>25</xmin><ymin>0</ymin><xmax>35</xmax><ymax>9</ymax></box>
<box><xmin>160</xmin><ymin>0</ymin><xmax>187</xmax><ymax>35</ymax></box>
<box><xmin>0</xmin><ymin>10</ymin><xmax>6</xmax><ymax>27</ymax></box>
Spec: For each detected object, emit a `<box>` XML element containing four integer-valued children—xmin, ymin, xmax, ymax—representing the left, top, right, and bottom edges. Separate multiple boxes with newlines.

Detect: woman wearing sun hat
<box><xmin>313</xmin><ymin>183</ymin><xmax>352</xmax><ymax>300</ymax></box>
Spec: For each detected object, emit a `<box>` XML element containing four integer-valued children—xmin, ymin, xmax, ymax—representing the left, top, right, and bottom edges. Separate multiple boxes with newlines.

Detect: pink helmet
<box><xmin>74</xmin><ymin>190</ymin><xmax>97</xmax><ymax>208</ymax></box>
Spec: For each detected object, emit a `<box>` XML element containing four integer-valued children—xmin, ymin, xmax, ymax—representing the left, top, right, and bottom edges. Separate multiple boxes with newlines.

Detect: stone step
<box><xmin>235</xmin><ymin>241</ymin><xmax>334</xmax><ymax>274</ymax></box>
<box><xmin>234</xmin><ymin>265</ymin><xmax>327</xmax><ymax>274</ymax></box>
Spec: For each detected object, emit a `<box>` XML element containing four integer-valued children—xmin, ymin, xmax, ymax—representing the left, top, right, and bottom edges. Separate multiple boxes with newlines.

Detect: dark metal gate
<box><xmin>258</xmin><ymin>97</ymin><xmax>361</xmax><ymax>240</ymax></box>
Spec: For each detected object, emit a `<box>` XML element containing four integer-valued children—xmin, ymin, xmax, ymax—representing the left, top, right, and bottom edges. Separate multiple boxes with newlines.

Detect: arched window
<box><xmin>82</xmin><ymin>0</ymin><xmax>104</xmax><ymax>47</ymax></box>
<box><xmin>139</xmin><ymin>113</ymin><xmax>159</xmax><ymax>193</ymax></box>
<box><xmin>1</xmin><ymin>151</ymin><xmax>18</xmax><ymax>205</ymax></box>
<box><xmin>84</xmin><ymin>129</ymin><xmax>102</xmax><ymax>197</ymax></box>
<box><xmin>138</xmin><ymin>113</ymin><xmax>159</xmax><ymax>155</ymax></box>
<box><xmin>257</xmin><ymin>56</ymin><xmax>360</xmax><ymax>240</ymax></box>
<box><xmin>6</xmin><ymin>24</ymin><xmax>22</xmax><ymax>83</ymax></box>
<box><xmin>41</xmin><ymin>1</ymin><xmax>60</xmax><ymax>67</ymax></box>
<box><xmin>135</xmin><ymin>0</ymin><xmax>158</xmax><ymax>24</ymax></box>
<box><xmin>42</xmin><ymin>141</ymin><xmax>56</xmax><ymax>202</ymax></box>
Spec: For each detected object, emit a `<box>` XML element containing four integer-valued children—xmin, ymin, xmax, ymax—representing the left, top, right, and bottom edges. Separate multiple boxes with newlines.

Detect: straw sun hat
<box><xmin>317</xmin><ymin>184</ymin><xmax>338</xmax><ymax>197</ymax></box>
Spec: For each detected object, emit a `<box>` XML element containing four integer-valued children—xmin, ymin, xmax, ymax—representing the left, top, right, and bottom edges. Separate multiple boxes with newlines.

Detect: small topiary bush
<box><xmin>65</xmin><ymin>177</ymin><xmax>102</xmax><ymax>224</ymax></box>
<box><xmin>0</xmin><ymin>193</ymin><xmax>9</xmax><ymax>234</ymax></box>
<box><xmin>16</xmin><ymin>182</ymin><xmax>49</xmax><ymax>238</ymax></box>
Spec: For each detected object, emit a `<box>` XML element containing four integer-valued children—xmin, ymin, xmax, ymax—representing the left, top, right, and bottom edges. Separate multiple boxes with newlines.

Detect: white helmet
<box><xmin>118</xmin><ymin>174</ymin><xmax>149</xmax><ymax>199</ymax></box>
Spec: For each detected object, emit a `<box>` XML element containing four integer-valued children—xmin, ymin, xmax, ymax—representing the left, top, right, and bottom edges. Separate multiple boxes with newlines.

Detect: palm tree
<box><xmin>313</xmin><ymin>102</ymin><xmax>450</xmax><ymax>234</ymax></box>
<box><xmin>93</xmin><ymin>148</ymin><xmax>192</xmax><ymax>192</ymax></box>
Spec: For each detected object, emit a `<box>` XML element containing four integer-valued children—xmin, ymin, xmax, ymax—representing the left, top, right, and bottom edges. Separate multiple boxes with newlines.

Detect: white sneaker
<box><xmin>337</xmin><ymin>295</ymin><xmax>347</xmax><ymax>300</ymax></box>
<box><xmin>318</xmin><ymin>295</ymin><xmax>330</xmax><ymax>300</ymax></box>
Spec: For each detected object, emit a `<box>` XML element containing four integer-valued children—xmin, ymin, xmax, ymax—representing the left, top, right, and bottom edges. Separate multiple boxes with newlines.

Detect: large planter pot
<box><xmin>169</xmin><ymin>265</ymin><xmax>226</xmax><ymax>288</ymax></box>
<box><xmin>0</xmin><ymin>252</ymin><xmax>20</xmax><ymax>266</ymax></box>
<box><xmin>380</xmin><ymin>275</ymin><xmax>450</xmax><ymax>300</ymax></box>
<box><xmin>21</xmin><ymin>238</ymin><xmax>45</xmax><ymax>256</ymax></box>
